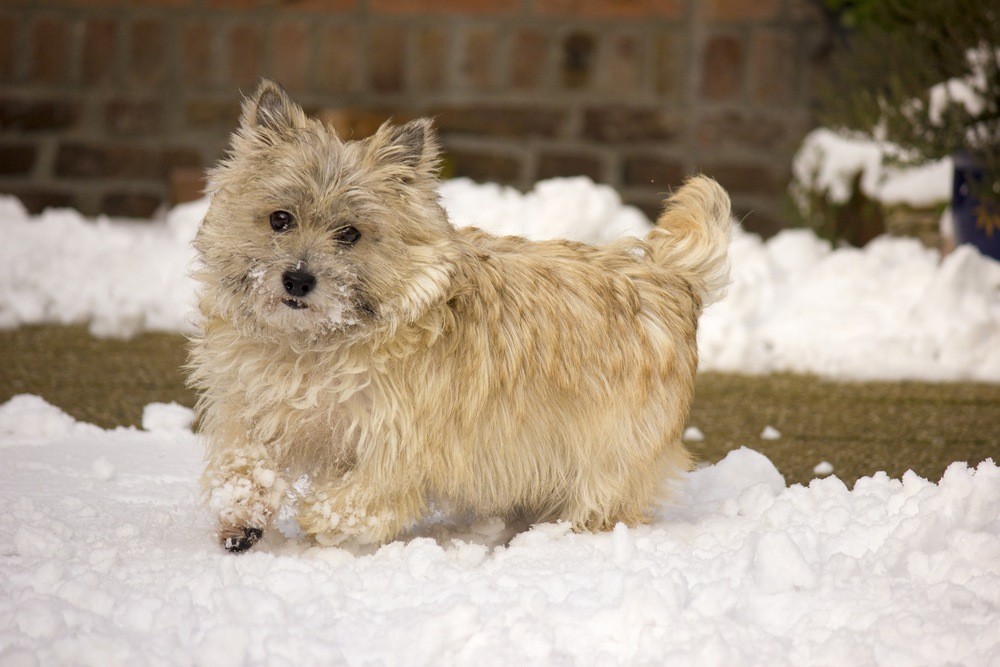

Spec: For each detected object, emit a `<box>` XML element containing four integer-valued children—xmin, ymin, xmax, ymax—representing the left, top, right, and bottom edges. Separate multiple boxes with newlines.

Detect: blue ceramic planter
<box><xmin>952</xmin><ymin>152</ymin><xmax>1000</xmax><ymax>260</ymax></box>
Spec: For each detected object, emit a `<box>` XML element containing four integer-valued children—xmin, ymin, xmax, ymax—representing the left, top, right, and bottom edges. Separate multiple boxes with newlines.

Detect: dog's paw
<box><xmin>221</xmin><ymin>526</ymin><xmax>263</xmax><ymax>553</ymax></box>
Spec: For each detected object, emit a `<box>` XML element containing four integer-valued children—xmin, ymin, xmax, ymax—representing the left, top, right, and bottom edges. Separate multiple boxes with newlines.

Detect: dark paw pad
<box><xmin>224</xmin><ymin>527</ymin><xmax>263</xmax><ymax>553</ymax></box>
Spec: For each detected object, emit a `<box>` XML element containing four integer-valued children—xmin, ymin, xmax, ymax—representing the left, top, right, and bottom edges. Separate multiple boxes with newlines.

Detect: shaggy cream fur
<box><xmin>188</xmin><ymin>80</ymin><xmax>733</xmax><ymax>552</ymax></box>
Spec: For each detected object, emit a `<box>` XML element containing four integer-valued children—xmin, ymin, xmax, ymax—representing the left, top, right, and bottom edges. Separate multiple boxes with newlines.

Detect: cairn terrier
<box><xmin>188</xmin><ymin>80</ymin><xmax>732</xmax><ymax>552</ymax></box>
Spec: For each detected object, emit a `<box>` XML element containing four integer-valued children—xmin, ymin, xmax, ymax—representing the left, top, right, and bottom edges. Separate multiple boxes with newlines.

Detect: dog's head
<box><xmin>195</xmin><ymin>80</ymin><xmax>458</xmax><ymax>342</ymax></box>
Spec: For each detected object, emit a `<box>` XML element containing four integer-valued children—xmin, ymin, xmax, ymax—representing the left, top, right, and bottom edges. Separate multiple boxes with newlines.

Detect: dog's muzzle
<box><xmin>281</xmin><ymin>268</ymin><xmax>315</xmax><ymax>310</ymax></box>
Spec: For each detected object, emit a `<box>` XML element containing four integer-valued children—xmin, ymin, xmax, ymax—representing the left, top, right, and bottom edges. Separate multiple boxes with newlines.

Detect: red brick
<box><xmin>204</xmin><ymin>0</ymin><xmax>271</xmax><ymax>7</ymax></box>
<box><xmin>129</xmin><ymin>19</ymin><xmax>166</xmax><ymax>86</ymax></box>
<box><xmin>207</xmin><ymin>0</ymin><xmax>355</xmax><ymax>9</ymax></box>
<box><xmin>101</xmin><ymin>192</ymin><xmax>163</xmax><ymax>218</ymax></box>
<box><xmin>561</xmin><ymin>32</ymin><xmax>595</xmax><ymax>89</ymax></box>
<box><xmin>536</xmin><ymin>0</ymin><xmax>683</xmax><ymax>19</ymax></box>
<box><xmin>371</xmin><ymin>0</ymin><xmax>519</xmax><ymax>14</ymax></box>
<box><xmin>184</xmin><ymin>99</ymin><xmax>241</xmax><ymax>130</ymax></box>
<box><xmin>733</xmin><ymin>205</ymin><xmax>784</xmax><ymax>238</ymax></box>
<box><xmin>413</xmin><ymin>26</ymin><xmax>449</xmax><ymax>91</ymax></box>
<box><xmin>165</xmin><ymin>147</ymin><xmax>203</xmax><ymax>170</ymax></box>
<box><xmin>82</xmin><ymin>17</ymin><xmax>118</xmax><ymax>85</ymax></box>
<box><xmin>435</xmin><ymin>105</ymin><xmax>566</xmax><ymax>138</ymax></box>
<box><xmin>0</xmin><ymin>144</ymin><xmax>37</xmax><ymax>176</ymax></box>
<box><xmin>170</xmin><ymin>167</ymin><xmax>207</xmax><ymax>205</ymax></box>
<box><xmin>54</xmin><ymin>143</ymin><xmax>199</xmax><ymax>180</ymax></box>
<box><xmin>0</xmin><ymin>97</ymin><xmax>80</xmax><ymax>132</ymax></box>
<box><xmin>31</xmin><ymin>17</ymin><xmax>72</xmax><ymax>84</ymax></box>
<box><xmin>371</xmin><ymin>24</ymin><xmax>405</xmax><ymax>93</ymax></box>
<box><xmin>55</xmin><ymin>143</ymin><xmax>157</xmax><ymax>179</ymax></box>
<box><xmin>105</xmin><ymin>99</ymin><xmax>162</xmax><ymax>136</ymax></box>
<box><xmin>53</xmin><ymin>0</ymin><xmax>193</xmax><ymax>6</ymax></box>
<box><xmin>701</xmin><ymin>34</ymin><xmax>743</xmax><ymax>101</ymax></box>
<box><xmin>600</xmin><ymin>33</ymin><xmax>644</xmax><ymax>93</ymax></box>
<box><xmin>2</xmin><ymin>188</ymin><xmax>75</xmax><ymax>214</ymax></box>
<box><xmin>316</xmin><ymin>24</ymin><xmax>360</xmax><ymax>94</ymax></box>
<box><xmin>447</xmin><ymin>146</ymin><xmax>521</xmax><ymax>184</ymax></box>
<box><xmin>622</xmin><ymin>155</ymin><xmax>685</xmax><ymax>187</ymax></box>
<box><xmin>705</xmin><ymin>0</ymin><xmax>781</xmax><ymax>21</ymax></box>
<box><xmin>583</xmin><ymin>106</ymin><xmax>681</xmax><ymax>143</ymax></box>
<box><xmin>788</xmin><ymin>0</ymin><xmax>824</xmax><ymax>21</ymax></box>
<box><xmin>654</xmin><ymin>32</ymin><xmax>684</xmax><ymax>97</ymax></box>
<box><xmin>750</xmin><ymin>30</ymin><xmax>796</xmax><ymax>105</ymax></box>
<box><xmin>182</xmin><ymin>21</ymin><xmax>215</xmax><ymax>89</ymax></box>
<box><xmin>697</xmin><ymin>111</ymin><xmax>805</xmax><ymax>152</ymax></box>
<box><xmin>622</xmin><ymin>194</ymin><xmax>668</xmax><ymax>223</ymax></box>
<box><xmin>270</xmin><ymin>20</ymin><xmax>311</xmax><ymax>92</ymax></box>
<box><xmin>319</xmin><ymin>108</ymin><xmax>400</xmax><ymax>140</ymax></box>
<box><xmin>700</xmin><ymin>161</ymin><xmax>778</xmax><ymax>195</ymax></box>
<box><xmin>509</xmin><ymin>29</ymin><xmax>548</xmax><ymax>90</ymax></box>
<box><xmin>458</xmin><ymin>26</ymin><xmax>496</xmax><ymax>89</ymax></box>
<box><xmin>0</xmin><ymin>15</ymin><xmax>18</xmax><ymax>81</ymax></box>
<box><xmin>537</xmin><ymin>151</ymin><xmax>603</xmax><ymax>181</ymax></box>
<box><xmin>228</xmin><ymin>23</ymin><xmax>263</xmax><ymax>88</ymax></box>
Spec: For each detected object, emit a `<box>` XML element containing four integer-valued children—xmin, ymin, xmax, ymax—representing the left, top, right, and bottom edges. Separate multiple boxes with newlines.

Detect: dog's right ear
<box><xmin>239</xmin><ymin>79</ymin><xmax>305</xmax><ymax>137</ymax></box>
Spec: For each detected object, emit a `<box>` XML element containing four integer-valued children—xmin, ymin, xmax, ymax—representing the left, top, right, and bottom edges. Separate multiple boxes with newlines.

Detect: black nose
<box><xmin>281</xmin><ymin>269</ymin><xmax>316</xmax><ymax>297</ymax></box>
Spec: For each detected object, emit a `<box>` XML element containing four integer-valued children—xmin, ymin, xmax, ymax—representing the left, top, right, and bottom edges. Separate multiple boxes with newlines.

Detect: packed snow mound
<box><xmin>1</xmin><ymin>395</ymin><xmax>998</xmax><ymax>666</ymax></box>
<box><xmin>2</xmin><ymin>176</ymin><xmax>1000</xmax><ymax>381</ymax></box>
<box><xmin>0</xmin><ymin>198</ymin><xmax>199</xmax><ymax>338</ymax></box>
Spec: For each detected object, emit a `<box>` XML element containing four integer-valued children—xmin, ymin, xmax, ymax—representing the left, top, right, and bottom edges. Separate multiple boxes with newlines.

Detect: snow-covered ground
<box><xmin>2</xmin><ymin>177</ymin><xmax>999</xmax><ymax>664</ymax></box>
<box><xmin>1</xmin><ymin>395</ymin><xmax>998</xmax><ymax>666</ymax></box>
<box><xmin>2</xmin><ymin>177</ymin><xmax>1000</xmax><ymax>381</ymax></box>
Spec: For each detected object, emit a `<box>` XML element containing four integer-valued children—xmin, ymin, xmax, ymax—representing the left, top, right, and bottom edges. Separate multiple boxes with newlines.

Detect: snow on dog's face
<box><xmin>194</xmin><ymin>80</ymin><xmax>457</xmax><ymax>341</ymax></box>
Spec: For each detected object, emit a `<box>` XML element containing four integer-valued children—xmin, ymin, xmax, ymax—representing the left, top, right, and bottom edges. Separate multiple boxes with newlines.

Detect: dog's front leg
<box><xmin>297</xmin><ymin>470</ymin><xmax>424</xmax><ymax>547</ymax></box>
<box><xmin>203</xmin><ymin>442</ymin><xmax>288</xmax><ymax>553</ymax></box>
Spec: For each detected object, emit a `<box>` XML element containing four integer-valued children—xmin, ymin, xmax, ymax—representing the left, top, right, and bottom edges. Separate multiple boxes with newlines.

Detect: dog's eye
<box><xmin>269</xmin><ymin>210</ymin><xmax>294</xmax><ymax>232</ymax></box>
<box><xmin>335</xmin><ymin>226</ymin><xmax>361</xmax><ymax>246</ymax></box>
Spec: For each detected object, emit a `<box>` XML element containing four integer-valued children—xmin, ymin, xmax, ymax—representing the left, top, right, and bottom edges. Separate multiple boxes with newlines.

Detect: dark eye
<box><xmin>269</xmin><ymin>210</ymin><xmax>294</xmax><ymax>232</ymax></box>
<box><xmin>335</xmin><ymin>226</ymin><xmax>361</xmax><ymax>246</ymax></box>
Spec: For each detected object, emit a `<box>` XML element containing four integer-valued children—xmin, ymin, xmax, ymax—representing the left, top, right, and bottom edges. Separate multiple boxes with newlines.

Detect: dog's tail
<box><xmin>648</xmin><ymin>176</ymin><xmax>733</xmax><ymax>307</ymax></box>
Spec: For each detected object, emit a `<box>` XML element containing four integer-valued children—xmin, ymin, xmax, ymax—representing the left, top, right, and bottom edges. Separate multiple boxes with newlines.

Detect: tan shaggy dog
<box><xmin>188</xmin><ymin>80</ymin><xmax>733</xmax><ymax>552</ymax></box>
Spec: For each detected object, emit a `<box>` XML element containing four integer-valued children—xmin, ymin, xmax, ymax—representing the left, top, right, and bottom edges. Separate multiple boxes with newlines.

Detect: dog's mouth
<box><xmin>282</xmin><ymin>298</ymin><xmax>309</xmax><ymax>310</ymax></box>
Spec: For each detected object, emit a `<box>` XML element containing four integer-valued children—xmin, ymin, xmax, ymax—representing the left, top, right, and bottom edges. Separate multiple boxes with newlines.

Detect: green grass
<box><xmin>2</xmin><ymin>325</ymin><xmax>998</xmax><ymax>487</ymax></box>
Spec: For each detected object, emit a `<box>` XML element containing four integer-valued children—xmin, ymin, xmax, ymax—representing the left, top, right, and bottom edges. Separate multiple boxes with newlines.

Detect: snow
<box><xmin>141</xmin><ymin>402</ymin><xmax>196</xmax><ymax>434</ymax></box>
<box><xmin>814</xmin><ymin>461</ymin><xmax>835</xmax><ymax>477</ymax></box>
<box><xmin>926</xmin><ymin>46</ymin><xmax>997</xmax><ymax>150</ymax></box>
<box><xmin>2</xmin><ymin>177</ymin><xmax>999</xmax><ymax>382</ymax></box>
<box><xmin>682</xmin><ymin>426</ymin><xmax>705</xmax><ymax>442</ymax></box>
<box><xmin>1</xmin><ymin>396</ymin><xmax>998</xmax><ymax>666</ymax></box>
<box><xmin>791</xmin><ymin>128</ymin><xmax>953</xmax><ymax>208</ymax></box>
<box><xmin>760</xmin><ymin>426</ymin><xmax>782</xmax><ymax>441</ymax></box>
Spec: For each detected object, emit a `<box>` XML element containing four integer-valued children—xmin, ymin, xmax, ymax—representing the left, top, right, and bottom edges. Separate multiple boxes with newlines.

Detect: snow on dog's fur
<box><xmin>188</xmin><ymin>80</ymin><xmax>733</xmax><ymax>552</ymax></box>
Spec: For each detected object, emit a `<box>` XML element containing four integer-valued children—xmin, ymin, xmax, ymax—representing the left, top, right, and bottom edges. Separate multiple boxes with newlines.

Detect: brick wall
<box><xmin>0</xmin><ymin>0</ymin><xmax>828</xmax><ymax>235</ymax></box>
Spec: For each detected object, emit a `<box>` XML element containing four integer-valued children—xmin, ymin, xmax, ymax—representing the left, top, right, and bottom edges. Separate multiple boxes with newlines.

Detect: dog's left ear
<box><xmin>239</xmin><ymin>79</ymin><xmax>306</xmax><ymax>137</ymax></box>
<box><xmin>369</xmin><ymin>118</ymin><xmax>441</xmax><ymax>180</ymax></box>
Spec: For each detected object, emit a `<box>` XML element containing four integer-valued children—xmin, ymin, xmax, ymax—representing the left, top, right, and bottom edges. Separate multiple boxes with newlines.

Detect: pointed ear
<box><xmin>239</xmin><ymin>79</ymin><xmax>305</xmax><ymax>135</ymax></box>
<box><xmin>370</xmin><ymin>118</ymin><xmax>441</xmax><ymax>178</ymax></box>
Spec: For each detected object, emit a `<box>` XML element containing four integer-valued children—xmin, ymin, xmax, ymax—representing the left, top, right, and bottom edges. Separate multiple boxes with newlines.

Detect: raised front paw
<box><xmin>220</xmin><ymin>526</ymin><xmax>263</xmax><ymax>553</ymax></box>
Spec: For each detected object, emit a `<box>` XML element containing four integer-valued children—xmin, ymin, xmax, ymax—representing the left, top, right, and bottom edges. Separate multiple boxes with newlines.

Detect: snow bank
<box><xmin>2</xmin><ymin>176</ymin><xmax>1000</xmax><ymax>381</ymax></box>
<box><xmin>1</xmin><ymin>395</ymin><xmax>998</xmax><ymax>666</ymax></box>
<box><xmin>698</xmin><ymin>228</ymin><xmax>1000</xmax><ymax>380</ymax></box>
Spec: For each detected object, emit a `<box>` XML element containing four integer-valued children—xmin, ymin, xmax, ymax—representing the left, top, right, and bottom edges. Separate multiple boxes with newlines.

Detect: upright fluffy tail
<box><xmin>648</xmin><ymin>176</ymin><xmax>733</xmax><ymax>307</ymax></box>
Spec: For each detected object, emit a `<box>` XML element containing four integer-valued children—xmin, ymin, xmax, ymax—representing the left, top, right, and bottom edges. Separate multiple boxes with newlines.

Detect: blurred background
<box><xmin>0</xmin><ymin>0</ymin><xmax>831</xmax><ymax>238</ymax></box>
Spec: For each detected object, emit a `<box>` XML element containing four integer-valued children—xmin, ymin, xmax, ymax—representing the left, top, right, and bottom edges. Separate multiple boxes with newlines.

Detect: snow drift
<box><xmin>1</xmin><ymin>395</ymin><xmax>998</xmax><ymax>666</ymax></box>
<box><xmin>1</xmin><ymin>177</ymin><xmax>1000</xmax><ymax>381</ymax></box>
